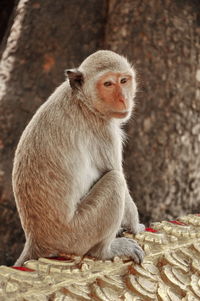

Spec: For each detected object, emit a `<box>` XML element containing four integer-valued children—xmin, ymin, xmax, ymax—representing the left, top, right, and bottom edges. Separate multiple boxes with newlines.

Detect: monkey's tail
<box><xmin>14</xmin><ymin>240</ymin><xmax>35</xmax><ymax>266</ymax></box>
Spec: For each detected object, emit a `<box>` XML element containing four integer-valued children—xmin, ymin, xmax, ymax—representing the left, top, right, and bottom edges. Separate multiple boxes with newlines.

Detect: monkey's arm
<box><xmin>121</xmin><ymin>188</ymin><xmax>145</xmax><ymax>235</ymax></box>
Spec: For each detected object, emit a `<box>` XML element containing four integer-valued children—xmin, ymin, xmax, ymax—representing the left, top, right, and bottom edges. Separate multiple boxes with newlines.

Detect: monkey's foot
<box><xmin>110</xmin><ymin>237</ymin><xmax>144</xmax><ymax>264</ymax></box>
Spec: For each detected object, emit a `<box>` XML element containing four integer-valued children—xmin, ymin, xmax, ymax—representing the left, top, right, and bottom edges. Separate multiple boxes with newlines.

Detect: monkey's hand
<box><xmin>117</xmin><ymin>223</ymin><xmax>145</xmax><ymax>237</ymax></box>
<box><xmin>132</xmin><ymin>223</ymin><xmax>145</xmax><ymax>235</ymax></box>
<box><xmin>110</xmin><ymin>237</ymin><xmax>144</xmax><ymax>264</ymax></box>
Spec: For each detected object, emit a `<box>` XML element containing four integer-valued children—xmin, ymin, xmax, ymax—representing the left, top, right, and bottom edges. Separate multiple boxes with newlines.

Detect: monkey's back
<box><xmin>12</xmin><ymin>83</ymin><xmax>76</xmax><ymax>240</ymax></box>
<box><xmin>12</xmin><ymin>81</ymin><xmax>123</xmax><ymax>246</ymax></box>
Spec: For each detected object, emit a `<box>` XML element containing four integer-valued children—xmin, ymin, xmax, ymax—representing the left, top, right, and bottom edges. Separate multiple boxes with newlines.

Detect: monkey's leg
<box><xmin>15</xmin><ymin>171</ymin><xmax>144</xmax><ymax>265</ymax></box>
<box><xmin>121</xmin><ymin>189</ymin><xmax>145</xmax><ymax>235</ymax></box>
<box><xmin>69</xmin><ymin>170</ymin><xmax>144</xmax><ymax>263</ymax></box>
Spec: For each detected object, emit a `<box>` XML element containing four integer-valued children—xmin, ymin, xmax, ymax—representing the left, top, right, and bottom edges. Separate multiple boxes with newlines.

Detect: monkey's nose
<box><xmin>119</xmin><ymin>97</ymin><xmax>127</xmax><ymax>107</ymax></box>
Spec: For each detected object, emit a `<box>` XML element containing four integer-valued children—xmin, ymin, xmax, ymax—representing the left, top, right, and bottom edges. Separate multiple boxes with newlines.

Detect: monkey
<box><xmin>13</xmin><ymin>50</ymin><xmax>145</xmax><ymax>266</ymax></box>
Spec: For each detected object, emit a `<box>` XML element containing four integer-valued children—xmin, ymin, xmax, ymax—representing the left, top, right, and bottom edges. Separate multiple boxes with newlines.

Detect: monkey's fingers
<box><xmin>137</xmin><ymin>223</ymin><xmax>145</xmax><ymax>233</ymax></box>
<box><xmin>131</xmin><ymin>245</ymin><xmax>144</xmax><ymax>264</ymax></box>
<box><xmin>126</xmin><ymin>238</ymin><xmax>145</xmax><ymax>264</ymax></box>
<box><xmin>131</xmin><ymin>223</ymin><xmax>146</xmax><ymax>235</ymax></box>
<box><xmin>111</xmin><ymin>237</ymin><xmax>144</xmax><ymax>264</ymax></box>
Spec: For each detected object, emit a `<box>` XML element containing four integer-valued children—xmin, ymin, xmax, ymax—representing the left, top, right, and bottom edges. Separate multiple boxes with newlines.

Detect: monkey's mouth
<box><xmin>111</xmin><ymin>111</ymin><xmax>129</xmax><ymax>118</ymax></box>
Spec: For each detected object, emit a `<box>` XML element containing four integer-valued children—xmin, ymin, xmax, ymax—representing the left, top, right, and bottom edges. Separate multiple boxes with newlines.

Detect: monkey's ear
<box><xmin>65</xmin><ymin>69</ymin><xmax>84</xmax><ymax>89</ymax></box>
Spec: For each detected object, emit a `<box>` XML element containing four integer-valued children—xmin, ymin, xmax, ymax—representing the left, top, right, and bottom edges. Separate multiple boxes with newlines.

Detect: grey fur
<box><xmin>13</xmin><ymin>50</ymin><xmax>145</xmax><ymax>266</ymax></box>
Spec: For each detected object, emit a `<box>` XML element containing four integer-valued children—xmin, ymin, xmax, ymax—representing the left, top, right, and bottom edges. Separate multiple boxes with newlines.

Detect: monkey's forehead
<box><xmin>79</xmin><ymin>50</ymin><xmax>134</xmax><ymax>77</ymax></box>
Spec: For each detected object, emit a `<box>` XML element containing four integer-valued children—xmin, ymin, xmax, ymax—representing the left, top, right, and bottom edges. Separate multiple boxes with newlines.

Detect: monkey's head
<box><xmin>66</xmin><ymin>50</ymin><xmax>137</xmax><ymax>120</ymax></box>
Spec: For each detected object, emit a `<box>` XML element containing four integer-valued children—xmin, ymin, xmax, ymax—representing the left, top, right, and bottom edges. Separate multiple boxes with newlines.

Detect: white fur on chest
<box><xmin>77</xmin><ymin>153</ymin><xmax>100</xmax><ymax>202</ymax></box>
<box><xmin>72</xmin><ymin>121</ymin><xmax>123</xmax><ymax>204</ymax></box>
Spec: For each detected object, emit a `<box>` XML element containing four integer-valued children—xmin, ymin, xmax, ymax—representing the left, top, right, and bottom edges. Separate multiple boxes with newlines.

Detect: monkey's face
<box><xmin>95</xmin><ymin>71</ymin><xmax>136</xmax><ymax>119</ymax></box>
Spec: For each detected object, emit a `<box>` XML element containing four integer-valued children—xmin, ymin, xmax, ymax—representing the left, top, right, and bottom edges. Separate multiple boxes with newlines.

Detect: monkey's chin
<box><xmin>111</xmin><ymin>111</ymin><xmax>129</xmax><ymax>119</ymax></box>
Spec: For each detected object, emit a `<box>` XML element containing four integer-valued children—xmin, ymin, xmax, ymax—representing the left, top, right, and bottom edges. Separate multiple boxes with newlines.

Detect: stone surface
<box><xmin>0</xmin><ymin>214</ymin><xmax>200</xmax><ymax>300</ymax></box>
<box><xmin>0</xmin><ymin>0</ymin><xmax>200</xmax><ymax>266</ymax></box>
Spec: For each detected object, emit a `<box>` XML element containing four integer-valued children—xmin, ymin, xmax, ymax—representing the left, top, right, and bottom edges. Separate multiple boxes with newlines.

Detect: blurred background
<box><xmin>0</xmin><ymin>0</ymin><xmax>200</xmax><ymax>265</ymax></box>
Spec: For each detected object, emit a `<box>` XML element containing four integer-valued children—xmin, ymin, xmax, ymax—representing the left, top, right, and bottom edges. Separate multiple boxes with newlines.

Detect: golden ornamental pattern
<box><xmin>0</xmin><ymin>214</ymin><xmax>200</xmax><ymax>300</ymax></box>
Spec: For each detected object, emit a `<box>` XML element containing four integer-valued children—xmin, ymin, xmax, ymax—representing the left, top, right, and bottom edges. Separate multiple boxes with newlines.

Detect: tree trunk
<box><xmin>104</xmin><ymin>0</ymin><xmax>200</xmax><ymax>223</ymax></box>
<box><xmin>0</xmin><ymin>0</ymin><xmax>107</xmax><ymax>265</ymax></box>
<box><xmin>0</xmin><ymin>0</ymin><xmax>200</xmax><ymax>265</ymax></box>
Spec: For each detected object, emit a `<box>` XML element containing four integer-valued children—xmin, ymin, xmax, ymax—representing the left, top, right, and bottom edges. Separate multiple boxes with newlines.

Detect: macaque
<box><xmin>13</xmin><ymin>50</ymin><xmax>145</xmax><ymax>266</ymax></box>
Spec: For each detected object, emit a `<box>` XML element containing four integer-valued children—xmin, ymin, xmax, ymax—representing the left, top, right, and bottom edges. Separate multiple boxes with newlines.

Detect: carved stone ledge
<box><xmin>0</xmin><ymin>214</ymin><xmax>200</xmax><ymax>300</ymax></box>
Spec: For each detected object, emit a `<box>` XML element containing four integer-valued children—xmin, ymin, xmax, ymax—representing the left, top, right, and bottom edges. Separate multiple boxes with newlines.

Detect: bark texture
<box><xmin>104</xmin><ymin>0</ymin><xmax>200</xmax><ymax>223</ymax></box>
<box><xmin>0</xmin><ymin>0</ymin><xmax>200</xmax><ymax>265</ymax></box>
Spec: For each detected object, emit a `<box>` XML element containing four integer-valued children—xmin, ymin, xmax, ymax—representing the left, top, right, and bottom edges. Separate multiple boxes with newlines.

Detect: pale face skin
<box><xmin>95</xmin><ymin>71</ymin><xmax>135</xmax><ymax>118</ymax></box>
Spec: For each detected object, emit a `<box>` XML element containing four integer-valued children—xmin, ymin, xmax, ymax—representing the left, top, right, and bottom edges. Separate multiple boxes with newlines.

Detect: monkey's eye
<box><xmin>120</xmin><ymin>78</ymin><xmax>128</xmax><ymax>84</ymax></box>
<box><xmin>104</xmin><ymin>81</ymin><xmax>112</xmax><ymax>87</ymax></box>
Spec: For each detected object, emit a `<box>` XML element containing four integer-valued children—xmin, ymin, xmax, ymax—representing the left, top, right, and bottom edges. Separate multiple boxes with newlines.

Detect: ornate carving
<box><xmin>0</xmin><ymin>214</ymin><xmax>200</xmax><ymax>300</ymax></box>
